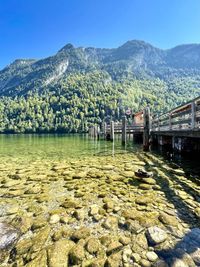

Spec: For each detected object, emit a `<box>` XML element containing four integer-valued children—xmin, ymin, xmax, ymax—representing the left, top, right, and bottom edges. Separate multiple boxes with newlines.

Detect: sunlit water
<box><xmin>0</xmin><ymin>134</ymin><xmax>200</xmax><ymax>266</ymax></box>
<box><xmin>0</xmin><ymin>134</ymin><xmax>142</xmax><ymax>162</ymax></box>
<box><xmin>0</xmin><ymin>134</ymin><xmax>198</xmax><ymax>174</ymax></box>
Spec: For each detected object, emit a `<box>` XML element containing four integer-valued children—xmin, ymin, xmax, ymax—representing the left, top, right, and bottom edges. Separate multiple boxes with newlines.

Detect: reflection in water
<box><xmin>0</xmin><ymin>134</ymin><xmax>199</xmax><ymax>175</ymax></box>
<box><xmin>0</xmin><ymin>134</ymin><xmax>199</xmax><ymax>266</ymax></box>
<box><xmin>151</xmin><ymin>145</ymin><xmax>200</xmax><ymax>176</ymax></box>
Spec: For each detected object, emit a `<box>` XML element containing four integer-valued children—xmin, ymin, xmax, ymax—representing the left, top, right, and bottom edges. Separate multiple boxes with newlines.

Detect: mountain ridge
<box><xmin>0</xmin><ymin>39</ymin><xmax>200</xmax><ymax>133</ymax></box>
<box><xmin>3</xmin><ymin>39</ymin><xmax>200</xmax><ymax>71</ymax></box>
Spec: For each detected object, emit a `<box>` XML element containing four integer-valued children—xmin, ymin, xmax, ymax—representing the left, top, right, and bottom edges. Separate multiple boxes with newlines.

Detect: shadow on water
<box><xmin>152</xmin><ymin>145</ymin><xmax>200</xmax><ymax>179</ymax></box>
<box><xmin>155</xmin><ymin>228</ymin><xmax>200</xmax><ymax>266</ymax></box>
<box><xmin>137</xmin><ymin>152</ymin><xmax>200</xmax><ymax>265</ymax></box>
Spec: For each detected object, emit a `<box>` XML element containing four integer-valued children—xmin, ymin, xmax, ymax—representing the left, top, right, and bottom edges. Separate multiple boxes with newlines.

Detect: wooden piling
<box><xmin>122</xmin><ymin>116</ymin><xmax>126</xmax><ymax>145</ymax></box>
<box><xmin>94</xmin><ymin>125</ymin><xmax>98</xmax><ymax>139</ymax></box>
<box><xmin>103</xmin><ymin>122</ymin><xmax>107</xmax><ymax>140</ymax></box>
<box><xmin>191</xmin><ymin>101</ymin><xmax>196</xmax><ymax>129</ymax></box>
<box><xmin>143</xmin><ymin>107</ymin><xmax>151</xmax><ymax>151</ymax></box>
<box><xmin>169</xmin><ymin>113</ymin><xmax>172</xmax><ymax>130</ymax></box>
<box><xmin>110</xmin><ymin>120</ymin><xmax>114</xmax><ymax>142</ymax></box>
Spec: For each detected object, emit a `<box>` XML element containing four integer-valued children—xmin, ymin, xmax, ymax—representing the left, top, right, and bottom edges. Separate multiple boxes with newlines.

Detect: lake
<box><xmin>0</xmin><ymin>134</ymin><xmax>200</xmax><ymax>266</ymax></box>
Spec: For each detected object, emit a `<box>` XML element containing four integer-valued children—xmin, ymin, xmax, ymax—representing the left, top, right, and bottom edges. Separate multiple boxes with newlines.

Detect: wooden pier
<box><xmin>151</xmin><ymin>96</ymin><xmax>200</xmax><ymax>152</ymax></box>
<box><xmin>89</xmin><ymin>95</ymin><xmax>200</xmax><ymax>152</ymax></box>
<box><xmin>151</xmin><ymin>96</ymin><xmax>200</xmax><ymax>137</ymax></box>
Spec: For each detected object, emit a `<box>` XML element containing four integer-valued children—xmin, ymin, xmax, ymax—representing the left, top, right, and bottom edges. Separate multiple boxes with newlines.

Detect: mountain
<box><xmin>1</xmin><ymin>40</ymin><xmax>200</xmax><ymax>97</ymax></box>
<box><xmin>0</xmin><ymin>40</ymin><xmax>200</xmax><ymax>133</ymax></box>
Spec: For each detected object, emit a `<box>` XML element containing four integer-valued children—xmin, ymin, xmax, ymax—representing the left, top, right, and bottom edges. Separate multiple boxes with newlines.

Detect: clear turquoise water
<box><xmin>0</xmin><ymin>134</ymin><xmax>199</xmax><ymax>176</ymax></box>
<box><xmin>0</xmin><ymin>134</ymin><xmax>142</xmax><ymax>162</ymax></box>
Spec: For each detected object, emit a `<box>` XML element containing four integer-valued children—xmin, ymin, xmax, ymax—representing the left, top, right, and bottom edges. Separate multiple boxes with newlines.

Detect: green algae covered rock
<box><xmin>107</xmin><ymin>241</ymin><xmax>123</xmax><ymax>255</ymax></box>
<box><xmin>69</xmin><ymin>244</ymin><xmax>85</xmax><ymax>264</ymax></box>
<box><xmin>102</xmin><ymin>216</ymin><xmax>118</xmax><ymax>230</ymax></box>
<box><xmin>142</xmin><ymin>178</ymin><xmax>156</xmax><ymax>185</ymax></box>
<box><xmin>71</xmin><ymin>227</ymin><xmax>91</xmax><ymax>241</ymax></box>
<box><xmin>60</xmin><ymin>198</ymin><xmax>82</xmax><ymax>209</ymax></box>
<box><xmin>26</xmin><ymin>249</ymin><xmax>47</xmax><ymax>267</ymax></box>
<box><xmin>47</xmin><ymin>239</ymin><xmax>75</xmax><ymax>267</ymax></box>
<box><xmin>139</xmin><ymin>183</ymin><xmax>152</xmax><ymax>190</ymax></box>
<box><xmin>31</xmin><ymin>217</ymin><xmax>47</xmax><ymax>231</ymax></box>
<box><xmin>159</xmin><ymin>211</ymin><xmax>178</xmax><ymax>227</ymax></box>
<box><xmin>86</xmin><ymin>238</ymin><xmax>100</xmax><ymax>254</ymax></box>
<box><xmin>135</xmin><ymin>196</ymin><xmax>153</xmax><ymax>205</ymax></box>
<box><xmin>30</xmin><ymin>226</ymin><xmax>50</xmax><ymax>253</ymax></box>
<box><xmin>146</xmin><ymin>226</ymin><xmax>168</xmax><ymax>245</ymax></box>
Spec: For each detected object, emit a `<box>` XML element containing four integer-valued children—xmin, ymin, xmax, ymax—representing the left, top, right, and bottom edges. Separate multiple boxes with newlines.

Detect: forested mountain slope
<box><xmin>0</xmin><ymin>40</ymin><xmax>200</xmax><ymax>133</ymax></box>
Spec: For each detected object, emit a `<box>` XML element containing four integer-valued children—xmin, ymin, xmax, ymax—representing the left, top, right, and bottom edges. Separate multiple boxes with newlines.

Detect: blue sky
<box><xmin>1</xmin><ymin>0</ymin><xmax>200</xmax><ymax>69</ymax></box>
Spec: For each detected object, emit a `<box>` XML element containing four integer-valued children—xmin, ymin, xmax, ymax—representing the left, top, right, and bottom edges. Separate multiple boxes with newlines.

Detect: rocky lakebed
<box><xmin>0</xmin><ymin>151</ymin><xmax>200</xmax><ymax>267</ymax></box>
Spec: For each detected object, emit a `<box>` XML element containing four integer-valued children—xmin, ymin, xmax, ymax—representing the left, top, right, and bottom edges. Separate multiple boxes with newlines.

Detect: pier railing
<box><xmin>106</xmin><ymin>123</ymin><xmax>144</xmax><ymax>133</ymax></box>
<box><xmin>90</xmin><ymin>95</ymin><xmax>200</xmax><ymax>150</ymax></box>
<box><xmin>152</xmin><ymin>96</ymin><xmax>200</xmax><ymax>132</ymax></box>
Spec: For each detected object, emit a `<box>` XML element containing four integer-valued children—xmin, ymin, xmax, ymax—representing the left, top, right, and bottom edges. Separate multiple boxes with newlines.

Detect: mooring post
<box><xmin>93</xmin><ymin>125</ymin><xmax>97</xmax><ymax>139</ymax></box>
<box><xmin>158</xmin><ymin>117</ymin><xmax>160</xmax><ymax>131</ymax></box>
<box><xmin>97</xmin><ymin>125</ymin><xmax>100</xmax><ymax>140</ymax></box>
<box><xmin>191</xmin><ymin>101</ymin><xmax>196</xmax><ymax>129</ymax></box>
<box><xmin>143</xmin><ymin>107</ymin><xmax>151</xmax><ymax>151</ymax></box>
<box><xmin>122</xmin><ymin>116</ymin><xmax>126</xmax><ymax>145</ymax></box>
<box><xmin>169</xmin><ymin>113</ymin><xmax>172</xmax><ymax>130</ymax></box>
<box><xmin>103</xmin><ymin>122</ymin><xmax>107</xmax><ymax>140</ymax></box>
<box><xmin>110</xmin><ymin>120</ymin><xmax>114</xmax><ymax>142</ymax></box>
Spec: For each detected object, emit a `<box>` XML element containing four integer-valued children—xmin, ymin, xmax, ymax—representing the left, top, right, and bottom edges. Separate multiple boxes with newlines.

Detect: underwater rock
<box><xmin>146</xmin><ymin>226</ymin><xmax>168</xmax><ymax>245</ymax></box>
<box><xmin>69</xmin><ymin>243</ymin><xmax>85</xmax><ymax>265</ymax></box>
<box><xmin>106</xmin><ymin>241</ymin><xmax>123</xmax><ymax>255</ymax></box>
<box><xmin>135</xmin><ymin>169</ymin><xmax>153</xmax><ymax>178</ymax></box>
<box><xmin>47</xmin><ymin>239</ymin><xmax>75</xmax><ymax>267</ymax></box>
<box><xmin>49</xmin><ymin>214</ymin><xmax>60</xmax><ymax>224</ymax></box>
<box><xmin>71</xmin><ymin>227</ymin><xmax>90</xmax><ymax>241</ymax></box>
<box><xmin>146</xmin><ymin>251</ymin><xmax>158</xmax><ymax>262</ymax></box>
<box><xmin>86</xmin><ymin>238</ymin><xmax>100</xmax><ymax>254</ymax></box>
<box><xmin>25</xmin><ymin>249</ymin><xmax>47</xmax><ymax>267</ymax></box>
<box><xmin>142</xmin><ymin>178</ymin><xmax>156</xmax><ymax>185</ymax></box>
<box><xmin>159</xmin><ymin>211</ymin><xmax>178</xmax><ymax>227</ymax></box>
<box><xmin>0</xmin><ymin>222</ymin><xmax>19</xmax><ymax>250</ymax></box>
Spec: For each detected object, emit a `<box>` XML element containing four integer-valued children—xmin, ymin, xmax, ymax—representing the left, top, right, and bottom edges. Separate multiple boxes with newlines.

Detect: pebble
<box><xmin>0</xmin><ymin>222</ymin><xmax>19</xmax><ymax>250</ymax></box>
<box><xmin>132</xmin><ymin>253</ymin><xmax>141</xmax><ymax>263</ymax></box>
<box><xmin>146</xmin><ymin>251</ymin><xmax>158</xmax><ymax>262</ymax></box>
<box><xmin>146</xmin><ymin>226</ymin><xmax>168</xmax><ymax>245</ymax></box>
<box><xmin>49</xmin><ymin>214</ymin><xmax>60</xmax><ymax>224</ymax></box>
<box><xmin>140</xmin><ymin>259</ymin><xmax>151</xmax><ymax>267</ymax></box>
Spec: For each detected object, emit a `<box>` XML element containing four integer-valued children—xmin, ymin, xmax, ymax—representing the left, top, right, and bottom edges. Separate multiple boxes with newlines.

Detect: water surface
<box><xmin>0</xmin><ymin>134</ymin><xmax>200</xmax><ymax>266</ymax></box>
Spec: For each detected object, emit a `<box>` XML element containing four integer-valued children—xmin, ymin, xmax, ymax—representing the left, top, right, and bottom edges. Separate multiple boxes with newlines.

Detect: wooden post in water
<box><xmin>143</xmin><ymin>107</ymin><xmax>151</xmax><ymax>151</ymax></box>
<box><xmin>93</xmin><ymin>125</ymin><xmax>97</xmax><ymax>139</ymax></box>
<box><xmin>97</xmin><ymin>125</ymin><xmax>100</xmax><ymax>140</ymax></box>
<box><xmin>122</xmin><ymin>116</ymin><xmax>126</xmax><ymax>145</ymax></box>
<box><xmin>169</xmin><ymin>113</ymin><xmax>172</xmax><ymax>130</ymax></box>
<box><xmin>110</xmin><ymin>120</ymin><xmax>114</xmax><ymax>142</ymax></box>
<box><xmin>191</xmin><ymin>101</ymin><xmax>196</xmax><ymax>129</ymax></box>
<box><xmin>103</xmin><ymin>122</ymin><xmax>107</xmax><ymax>140</ymax></box>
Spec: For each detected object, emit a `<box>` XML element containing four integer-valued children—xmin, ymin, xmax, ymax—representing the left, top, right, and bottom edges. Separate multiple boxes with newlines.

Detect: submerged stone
<box><xmin>146</xmin><ymin>251</ymin><xmax>158</xmax><ymax>262</ymax></box>
<box><xmin>107</xmin><ymin>241</ymin><xmax>123</xmax><ymax>255</ymax></box>
<box><xmin>142</xmin><ymin>178</ymin><xmax>156</xmax><ymax>185</ymax></box>
<box><xmin>159</xmin><ymin>211</ymin><xmax>178</xmax><ymax>227</ymax></box>
<box><xmin>0</xmin><ymin>222</ymin><xmax>19</xmax><ymax>250</ymax></box>
<box><xmin>47</xmin><ymin>239</ymin><xmax>75</xmax><ymax>267</ymax></box>
<box><xmin>69</xmin><ymin>244</ymin><xmax>85</xmax><ymax>264</ymax></box>
<box><xmin>139</xmin><ymin>183</ymin><xmax>152</xmax><ymax>190</ymax></box>
<box><xmin>49</xmin><ymin>214</ymin><xmax>60</xmax><ymax>224</ymax></box>
<box><xmin>26</xmin><ymin>249</ymin><xmax>47</xmax><ymax>267</ymax></box>
<box><xmin>135</xmin><ymin>169</ymin><xmax>153</xmax><ymax>178</ymax></box>
<box><xmin>71</xmin><ymin>227</ymin><xmax>90</xmax><ymax>241</ymax></box>
<box><xmin>30</xmin><ymin>226</ymin><xmax>50</xmax><ymax>253</ymax></box>
<box><xmin>86</xmin><ymin>238</ymin><xmax>100</xmax><ymax>254</ymax></box>
<box><xmin>146</xmin><ymin>226</ymin><xmax>168</xmax><ymax>245</ymax></box>
<box><xmin>135</xmin><ymin>196</ymin><xmax>152</xmax><ymax>205</ymax></box>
